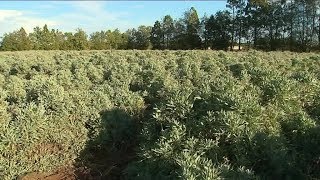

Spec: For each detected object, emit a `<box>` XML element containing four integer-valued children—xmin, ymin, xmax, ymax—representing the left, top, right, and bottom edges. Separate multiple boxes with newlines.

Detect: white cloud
<box><xmin>0</xmin><ymin>2</ymin><xmax>133</xmax><ymax>37</ymax></box>
<box><xmin>50</xmin><ymin>1</ymin><xmax>130</xmax><ymax>33</ymax></box>
<box><xmin>0</xmin><ymin>10</ymin><xmax>22</xmax><ymax>21</ymax></box>
<box><xmin>0</xmin><ymin>10</ymin><xmax>57</xmax><ymax>36</ymax></box>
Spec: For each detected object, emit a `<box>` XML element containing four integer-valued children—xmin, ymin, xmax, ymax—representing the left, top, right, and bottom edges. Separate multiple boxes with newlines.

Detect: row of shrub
<box><xmin>0</xmin><ymin>50</ymin><xmax>319</xmax><ymax>179</ymax></box>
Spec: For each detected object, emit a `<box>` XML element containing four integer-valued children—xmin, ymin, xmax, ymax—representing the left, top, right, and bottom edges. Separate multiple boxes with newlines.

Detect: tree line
<box><xmin>1</xmin><ymin>0</ymin><xmax>320</xmax><ymax>52</ymax></box>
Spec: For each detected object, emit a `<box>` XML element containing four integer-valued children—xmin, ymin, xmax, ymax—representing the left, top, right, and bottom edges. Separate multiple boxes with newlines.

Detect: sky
<box><xmin>0</xmin><ymin>1</ymin><xmax>227</xmax><ymax>36</ymax></box>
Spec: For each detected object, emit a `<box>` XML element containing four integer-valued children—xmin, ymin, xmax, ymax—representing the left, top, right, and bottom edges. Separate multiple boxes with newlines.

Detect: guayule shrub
<box><xmin>5</xmin><ymin>76</ymin><xmax>26</xmax><ymax>104</ymax></box>
<box><xmin>0</xmin><ymin>74</ymin><xmax>6</xmax><ymax>87</ymax></box>
<box><xmin>0</xmin><ymin>50</ymin><xmax>319</xmax><ymax>179</ymax></box>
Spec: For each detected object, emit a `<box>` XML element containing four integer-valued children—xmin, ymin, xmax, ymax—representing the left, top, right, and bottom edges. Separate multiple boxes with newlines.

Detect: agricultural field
<box><xmin>0</xmin><ymin>50</ymin><xmax>319</xmax><ymax>179</ymax></box>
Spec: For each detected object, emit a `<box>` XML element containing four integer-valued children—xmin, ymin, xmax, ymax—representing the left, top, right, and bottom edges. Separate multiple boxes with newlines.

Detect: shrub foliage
<box><xmin>0</xmin><ymin>50</ymin><xmax>319</xmax><ymax>179</ymax></box>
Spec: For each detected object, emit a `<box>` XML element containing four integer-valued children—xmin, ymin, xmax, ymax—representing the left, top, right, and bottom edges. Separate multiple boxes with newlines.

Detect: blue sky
<box><xmin>0</xmin><ymin>1</ymin><xmax>227</xmax><ymax>36</ymax></box>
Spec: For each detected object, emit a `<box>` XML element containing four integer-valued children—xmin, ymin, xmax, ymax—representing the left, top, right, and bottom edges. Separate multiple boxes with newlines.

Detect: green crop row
<box><xmin>0</xmin><ymin>50</ymin><xmax>319</xmax><ymax>179</ymax></box>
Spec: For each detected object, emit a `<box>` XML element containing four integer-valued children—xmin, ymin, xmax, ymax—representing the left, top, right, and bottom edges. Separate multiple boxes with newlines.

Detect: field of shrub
<box><xmin>0</xmin><ymin>50</ymin><xmax>319</xmax><ymax>179</ymax></box>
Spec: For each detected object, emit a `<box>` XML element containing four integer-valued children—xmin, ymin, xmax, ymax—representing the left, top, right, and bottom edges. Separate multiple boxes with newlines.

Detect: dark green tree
<box><xmin>227</xmin><ymin>0</ymin><xmax>247</xmax><ymax>50</ymax></box>
<box><xmin>106</xmin><ymin>29</ymin><xmax>127</xmax><ymax>49</ymax></box>
<box><xmin>90</xmin><ymin>31</ymin><xmax>107</xmax><ymax>50</ymax></box>
<box><xmin>162</xmin><ymin>15</ymin><xmax>174</xmax><ymax>49</ymax></box>
<box><xmin>73</xmin><ymin>28</ymin><xmax>89</xmax><ymax>50</ymax></box>
<box><xmin>205</xmin><ymin>11</ymin><xmax>232</xmax><ymax>50</ymax></box>
<box><xmin>0</xmin><ymin>27</ymin><xmax>32</xmax><ymax>51</ymax></box>
<box><xmin>135</xmin><ymin>26</ymin><xmax>152</xmax><ymax>50</ymax></box>
<box><xmin>184</xmin><ymin>7</ymin><xmax>202</xmax><ymax>49</ymax></box>
<box><xmin>29</xmin><ymin>25</ymin><xmax>55</xmax><ymax>50</ymax></box>
<box><xmin>171</xmin><ymin>19</ymin><xmax>187</xmax><ymax>49</ymax></box>
<box><xmin>151</xmin><ymin>21</ymin><xmax>164</xmax><ymax>49</ymax></box>
<box><xmin>127</xmin><ymin>26</ymin><xmax>151</xmax><ymax>50</ymax></box>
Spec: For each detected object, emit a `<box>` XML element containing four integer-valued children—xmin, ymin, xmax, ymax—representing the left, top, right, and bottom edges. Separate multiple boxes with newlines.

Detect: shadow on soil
<box><xmin>20</xmin><ymin>108</ymin><xmax>320</xmax><ymax>179</ymax></box>
<box><xmin>74</xmin><ymin>108</ymin><xmax>140</xmax><ymax>180</ymax></box>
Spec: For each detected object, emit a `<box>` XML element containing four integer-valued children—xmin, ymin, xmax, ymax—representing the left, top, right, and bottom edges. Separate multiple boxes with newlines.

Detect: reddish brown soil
<box><xmin>18</xmin><ymin>167</ymin><xmax>76</xmax><ymax>180</ymax></box>
<box><xmin>19</xmin><ymin>146</ymin><xmax>136</xmax><ymax>180</ymax></box>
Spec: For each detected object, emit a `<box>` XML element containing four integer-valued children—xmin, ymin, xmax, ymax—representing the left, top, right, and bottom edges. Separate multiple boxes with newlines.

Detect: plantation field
<box><xmin>0</xmin><ymin>50</ymin><xmax>320</xmax><ymax>179</ymax></box>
